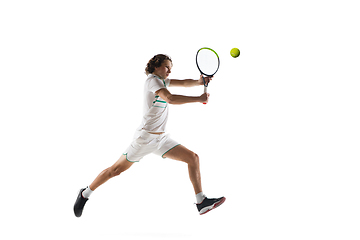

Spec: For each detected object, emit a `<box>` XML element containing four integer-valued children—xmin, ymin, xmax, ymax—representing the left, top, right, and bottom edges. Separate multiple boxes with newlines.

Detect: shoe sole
<box><xmin>199</xmin><ymin>197</ymin><xmax>226</xmax><ymax>215</ymax></box>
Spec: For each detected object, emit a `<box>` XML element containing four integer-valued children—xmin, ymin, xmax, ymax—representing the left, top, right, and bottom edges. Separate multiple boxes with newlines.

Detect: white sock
<box><xmin>196</xmin><ymin>192</ymin><xmax>206</xmax><ymax>204</ymax></box>
<box><xmin>82</xmin><ymin>186</ymin><xmax>93</xmax><ymax>199</ymax></box>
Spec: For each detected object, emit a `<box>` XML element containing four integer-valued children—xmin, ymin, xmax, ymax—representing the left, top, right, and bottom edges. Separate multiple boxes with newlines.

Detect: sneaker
<box><xmin>196</xmin><ymin>196</ymin><xmax>226</xmax><ymax>215</ymax></box>
<box><xmin>73</xmin><ymin>188</ymin><xmax>88</xmax><ymax>217</ymax></box>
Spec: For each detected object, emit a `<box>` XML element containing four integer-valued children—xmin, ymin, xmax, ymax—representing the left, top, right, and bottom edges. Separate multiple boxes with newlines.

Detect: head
<box><xmin>145</xmin><ymin>54</ymin><xmax>172</xmax><ymax>79</ymax></box>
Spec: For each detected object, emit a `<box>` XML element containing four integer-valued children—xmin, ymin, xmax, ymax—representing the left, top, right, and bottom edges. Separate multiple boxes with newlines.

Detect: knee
<box><xmin>189</xmin><ymin>152</ymin><xmax>200</xmax><ymax>166</ymax></box>
<box><xmin>109</xmin><ymin>167</ymin><xmax>122</xmax><ymax>177</ymax></box>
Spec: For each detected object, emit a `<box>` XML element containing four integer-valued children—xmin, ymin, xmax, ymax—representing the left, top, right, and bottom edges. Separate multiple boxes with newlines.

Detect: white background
<box><xmin>1</xmin><ymin>0</ymin><xmax>359</xmax><ymax>239</ymax></box>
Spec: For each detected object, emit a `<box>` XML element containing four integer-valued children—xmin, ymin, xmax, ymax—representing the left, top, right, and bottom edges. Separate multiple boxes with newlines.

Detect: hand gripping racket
<box><xmin>195</xmin><ymin>47</ymin><xmax>220</xmax><ymax>104</ymax></box>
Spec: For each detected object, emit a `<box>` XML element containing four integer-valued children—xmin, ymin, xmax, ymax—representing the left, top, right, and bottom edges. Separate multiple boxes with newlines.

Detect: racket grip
<box><xmin>203</xmin><ymin>86</ymin><xmax>207</xmax><ymax>104</ymax></box>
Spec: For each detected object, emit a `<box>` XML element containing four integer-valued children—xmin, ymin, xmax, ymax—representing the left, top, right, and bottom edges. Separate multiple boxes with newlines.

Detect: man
<box><xmin>74</xmin><ymin>54</ymin><xmax>225</xmax><ymax>217</ymax></box>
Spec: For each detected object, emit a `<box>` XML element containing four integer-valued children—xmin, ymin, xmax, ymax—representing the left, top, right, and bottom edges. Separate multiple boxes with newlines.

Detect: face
<box><xmin>154</xmin><ymin>60</ymin><xmax>172</xmax><ymax>79</ymax></box>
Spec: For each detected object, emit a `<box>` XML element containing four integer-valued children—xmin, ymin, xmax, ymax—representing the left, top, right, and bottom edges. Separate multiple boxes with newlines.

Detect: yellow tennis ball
<box><xmin>230</xmin><ymin>48</ymin><xmax>240</xmax><ymax>58</ymax></box>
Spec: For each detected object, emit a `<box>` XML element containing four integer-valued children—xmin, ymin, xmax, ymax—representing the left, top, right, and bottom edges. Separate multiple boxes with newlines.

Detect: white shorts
<box><xmin>123</xmin><ymin>130</ymin><xmax>180</xmax><ymax>162</ymax></box>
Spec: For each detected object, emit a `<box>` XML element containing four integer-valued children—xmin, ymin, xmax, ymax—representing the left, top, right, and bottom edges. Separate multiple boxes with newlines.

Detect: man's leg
<box><xmin>162</xmin><ymin>144</ymin><xmax>226</xmax><ymax>215</ymax></box>
<box><xmin>74</xmin><ymin>155</ymin><xmax>134</xmax><ymax>217</ymax></box>
<box><xmin>162</xmin><ymin>144</ymin><xmax>202</xmax><ymax>194</ymax></box>
<box><xmin>89</xmin><ymin>154</ymin><xmax>134</xmax><ymax>191</ymax></box>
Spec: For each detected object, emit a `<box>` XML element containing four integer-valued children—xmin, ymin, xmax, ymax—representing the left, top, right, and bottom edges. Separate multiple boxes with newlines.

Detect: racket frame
<box><xmin>195</xmin><ymin>47</ymin><xmax>220</xmax><ymax>98</ymax></box>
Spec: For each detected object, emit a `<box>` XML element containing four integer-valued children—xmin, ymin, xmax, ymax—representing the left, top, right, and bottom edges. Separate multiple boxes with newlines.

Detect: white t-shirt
<box><xmin>137</xmin><ymin>74</ymin><xmax>171</xmax><ymax>133</ymax></box>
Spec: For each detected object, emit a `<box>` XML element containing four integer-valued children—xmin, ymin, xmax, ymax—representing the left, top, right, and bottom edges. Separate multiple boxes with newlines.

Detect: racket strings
<box><xmin>196</xmin><ymin>48</ymin><xmax>220</xmax><ymax>77</ymax></box>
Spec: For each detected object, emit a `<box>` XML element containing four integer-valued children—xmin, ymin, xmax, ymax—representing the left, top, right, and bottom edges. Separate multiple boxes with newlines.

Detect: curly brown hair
<box><xmin>145</xmin><ymin>54</ymin><xmax>172</xmax><ymax>75</ymax></box>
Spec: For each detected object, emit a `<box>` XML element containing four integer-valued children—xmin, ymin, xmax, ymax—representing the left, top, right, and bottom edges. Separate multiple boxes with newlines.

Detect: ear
<box><xmin>154</xmin><ymin>65</ymin><xmax>159</xmax><ymax>70</ymax></box>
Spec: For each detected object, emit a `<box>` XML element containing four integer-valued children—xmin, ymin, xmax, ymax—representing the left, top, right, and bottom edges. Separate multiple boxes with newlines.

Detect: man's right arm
<box><xmin>156</xmin><ymin>88</ymin><xmax>209</xmax><ymax>105</ymax></box>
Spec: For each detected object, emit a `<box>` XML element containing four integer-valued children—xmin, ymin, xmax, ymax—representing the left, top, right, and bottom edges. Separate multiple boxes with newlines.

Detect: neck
<box><xmin>153</xmin><ymin>73</ymin><xmax>163</xmax><ymax>80</ymax></box>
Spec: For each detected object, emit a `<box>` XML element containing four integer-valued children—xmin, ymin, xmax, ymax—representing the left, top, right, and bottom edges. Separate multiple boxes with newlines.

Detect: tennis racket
<box><xmin>196</xmin><ymin>47</ymin><xmax>220</xmax><ymax>104</ymax></box>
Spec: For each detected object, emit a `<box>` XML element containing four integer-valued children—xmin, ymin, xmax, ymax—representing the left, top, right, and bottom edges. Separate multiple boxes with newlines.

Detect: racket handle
<box><xmin>203</xmin><ymin>86</ymin><xmax>207</xmax><ymax>104</ymax></box>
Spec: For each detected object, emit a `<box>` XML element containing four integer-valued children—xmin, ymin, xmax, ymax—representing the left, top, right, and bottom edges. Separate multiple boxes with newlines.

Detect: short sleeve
<box><xmin>164</xmin><ymin>78</ymin><xmax>171</xmax><ymax>87</ymax></box>
<box><xmin>148</xmin><ymin>76</ymin><xmax>167</xmax><ymax>93</ymax></box>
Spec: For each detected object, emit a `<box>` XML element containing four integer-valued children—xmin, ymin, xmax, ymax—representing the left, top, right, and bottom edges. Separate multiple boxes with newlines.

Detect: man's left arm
<box><xmin>169</xmin><ymin>75</ymin><xmax>212</xmax><ymax>87</ymax></box>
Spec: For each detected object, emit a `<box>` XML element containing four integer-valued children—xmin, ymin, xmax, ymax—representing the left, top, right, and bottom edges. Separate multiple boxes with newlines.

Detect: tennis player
<box><xmin>74</xmin><ymin>54</ymin><xmax>225</xmax><ymax>217</ymax></box>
